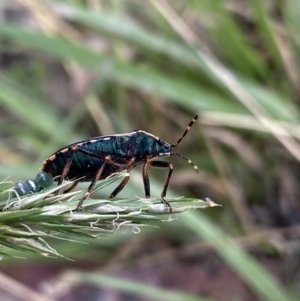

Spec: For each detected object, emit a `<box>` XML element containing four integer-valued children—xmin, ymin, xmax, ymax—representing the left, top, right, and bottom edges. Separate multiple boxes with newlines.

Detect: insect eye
<box><xmin>158</xmin><ymin>139</ymin><xmax>164</xmax><ymax>145</ymax></box>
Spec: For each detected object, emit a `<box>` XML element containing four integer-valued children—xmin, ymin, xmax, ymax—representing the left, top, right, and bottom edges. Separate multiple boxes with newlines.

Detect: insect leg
<box><xmin>59</xmin><ymin>147</ymin><xmax>77</xmax><ymax>183</ymax></box>
<box><xmin>142</xmin><ymin>163</ymin><xmax>150</xmax><ymax>197</ymax></box>
<box><xmin>63</xmin><ymin>179</ymin><xmax>80</xmax><ymax>193</ymax></box>
<box><xmin>109</xmin><ymin>168</ymin><xmax>131</xmax><ymax>198</ymax></box>
<box><xmin>109</xmin><ymin>135</ymin><xmax>136</xmax><ymax>197</ymax></box>
<box><xmin>52</xmin><ymin>146</ymin><xmax>77</xmax><ymax>195</ymax></box>
<box><xmin>76</xmin><ymin>157</ymin><xmax>108</xmax><ymax>210</ymax></box>
<box><xmin>149</xmin><ymin>160</ymin><xmax>173</xmax><ymax>213</ymax></box>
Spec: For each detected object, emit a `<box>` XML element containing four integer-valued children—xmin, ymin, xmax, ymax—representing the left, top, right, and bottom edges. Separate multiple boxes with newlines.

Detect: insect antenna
<box><xmin>170</xmin><ymin>115</ymin><xmax>198</xmax><ymax>148</ymax></box>
<box><xmin>169</xmin><ymin>115</ymin><xmax>199</xmax><ymax>173</ymax></box>
<box><xmin>171</xmin><ymin>152</ymin><xmax>199</xmax><ymax>173</ymax></box>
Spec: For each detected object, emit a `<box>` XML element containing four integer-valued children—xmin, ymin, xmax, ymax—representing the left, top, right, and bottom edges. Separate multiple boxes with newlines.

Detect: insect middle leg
<box><xmin>110</xmin><ymin>168</ymin><xmax>131</xmax><ymax>198</ymax></box>
<box><xmin>148</xmin><ymin>160</ymin><xmax>174</xmax><ymax>213</ymax></box>
<box><xmin>63</xmin><ymin>179</ymin><xmax>80</xmax><ymax>193</ymax></box>
<box><xmin>75</xmin><ymin>146</ymin><xmax>135</xmax><ymax>209</ymax></box>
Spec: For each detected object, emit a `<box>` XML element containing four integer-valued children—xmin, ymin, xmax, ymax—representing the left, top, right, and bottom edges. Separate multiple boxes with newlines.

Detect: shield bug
<box><xmin>41</xmin><ymin>115</ymin><xmax>199</xmax><ymax>212</ymax></box>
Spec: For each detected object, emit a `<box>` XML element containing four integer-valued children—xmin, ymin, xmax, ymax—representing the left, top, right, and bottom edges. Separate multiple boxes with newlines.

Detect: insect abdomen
<box><xmin>42</xmin><ymin>136</ymin><xmax>130</xmax><ymax>181</ymax></box>
<box><xmin>43</xmin><ymin>151</ymin><xmax>121</xmax><ymax>181</ymax></box>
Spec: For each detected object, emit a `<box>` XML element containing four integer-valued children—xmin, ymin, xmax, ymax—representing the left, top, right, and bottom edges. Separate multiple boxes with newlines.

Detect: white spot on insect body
<box><xmin>159</xmin><ymin>152</ymin><xmax>171</xmax><ymax>156</ymax></box>
<box><xmin>103</xmin><ymin>137</ymin><xmax>111</xmax><ymax>141</ymax></box>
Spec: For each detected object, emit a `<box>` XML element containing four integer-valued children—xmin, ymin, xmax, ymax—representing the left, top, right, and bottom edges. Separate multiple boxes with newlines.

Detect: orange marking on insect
<box><xmin>60</xmin><ymin>148</ymin><xmax>69</xmax><ymax>154</ymax></box>
<box><xmin>49</xmin><ymin>154</ymin><xmax>57</xmax><ymax>161</ymax></box>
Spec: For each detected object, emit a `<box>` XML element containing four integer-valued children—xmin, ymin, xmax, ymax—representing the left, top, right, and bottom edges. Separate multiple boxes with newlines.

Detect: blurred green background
<box><xmin>1</xmin><ymin>0</ymin><xmax>300</xmax><ymax>300</ymax></box>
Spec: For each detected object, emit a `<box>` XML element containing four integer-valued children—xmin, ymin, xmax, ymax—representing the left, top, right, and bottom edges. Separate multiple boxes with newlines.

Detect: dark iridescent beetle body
<box><xmin>41</xmin><ymin>115</ymin><xmax>199</xmax><ymax>212</ymax></box>
<box><xmin>42</xmin><ymin>131</ymin><xmax>170</xmax><ymax>180</ymax></box>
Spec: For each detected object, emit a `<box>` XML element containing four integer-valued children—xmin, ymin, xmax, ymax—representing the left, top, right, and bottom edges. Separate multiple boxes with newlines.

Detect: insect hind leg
<box><xmin>50</xmin><ymin>145</ymin><xmax>77</xmax><ymax>196</ymax></box>
<box><xmin>76</xmin><ymin>157</ymin><xmax>108</xmax><ymax>210</ymax></box>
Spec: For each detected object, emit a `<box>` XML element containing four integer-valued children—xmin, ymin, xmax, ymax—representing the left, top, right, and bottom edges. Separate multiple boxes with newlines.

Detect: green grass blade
<box><xmin>0</xmin><ymin>22</ymin><xmax>245</xmax><ymax>114</ymax></box>
<box><xmin>60</xmin><ymin>3</ymin><xmax>299</xmax><ymax>121</ymax></box>
<box><xmin>250</xmin><ymin>0</ymin><xmax>281</xmax><ymax>64</ymax></box>
<box><xmin>190</xmin><ymin>1</ymin><xmax>267</xmax><ymax>78</ymax></box>
<box><xmin>0</xmin><ymin>74</ymin><xmax>60</xmax><ymax>136</ymax></box>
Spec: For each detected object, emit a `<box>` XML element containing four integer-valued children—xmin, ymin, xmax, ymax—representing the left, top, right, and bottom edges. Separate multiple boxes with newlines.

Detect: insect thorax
<box><xmin>108</xmin><ymin>131</ymin><xmax>169</xmax><ymax>160</ymax></box>
<box><xmin>135</xmin><ymin>131</ymin><xmax>171</xmax><ymax>159</ymax></box>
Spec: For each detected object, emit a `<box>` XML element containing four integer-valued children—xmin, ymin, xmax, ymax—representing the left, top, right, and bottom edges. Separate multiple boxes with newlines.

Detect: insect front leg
<box><xmin>149</xmin><ymin>160</ymin><xmax>174</xmax><ymax>213</ymax></box>
<box><xmin>142</xmin><ymin>162</ymin><xmax>150</xmax><ymax>197</ymax></box>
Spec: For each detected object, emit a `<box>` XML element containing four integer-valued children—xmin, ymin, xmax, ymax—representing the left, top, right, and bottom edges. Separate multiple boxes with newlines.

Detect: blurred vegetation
<box><xmin>0</xmin><ymin>0</ymin><xmax>300</xmax><ymax>300</ymax></box>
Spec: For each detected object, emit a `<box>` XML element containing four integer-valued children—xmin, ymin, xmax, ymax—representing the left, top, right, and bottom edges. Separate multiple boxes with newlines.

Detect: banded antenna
<box><xmin>170</xmin><ymin>115</ymin><xmax>199</xmax><ymax>173</ymax></box>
